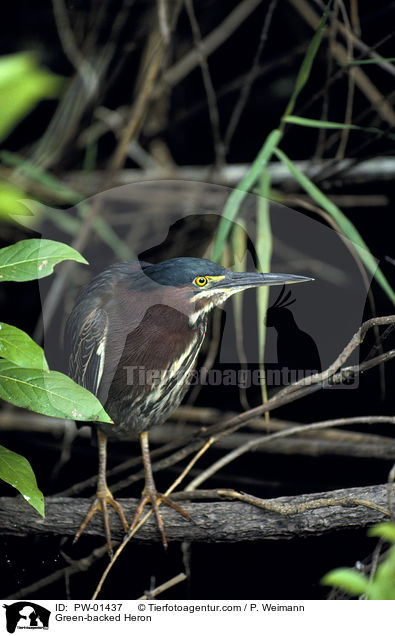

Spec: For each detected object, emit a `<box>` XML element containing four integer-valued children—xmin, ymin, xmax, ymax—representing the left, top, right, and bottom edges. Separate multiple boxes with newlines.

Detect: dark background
<box><xmin>1</xmin><ymin>0</ymin><xmax>395</xmax><ymax>600</ymax></box>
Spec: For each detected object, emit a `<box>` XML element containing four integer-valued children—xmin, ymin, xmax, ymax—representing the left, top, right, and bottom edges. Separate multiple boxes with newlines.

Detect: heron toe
<box><xmin>129</xmin><ymin>488</ymin><xmax>191</xmax><ymax>549</ymax></box>
<box><xmin>73</xmin><ymin>486</ymin><xmax>129</xmax><ymax>559</ymax></box>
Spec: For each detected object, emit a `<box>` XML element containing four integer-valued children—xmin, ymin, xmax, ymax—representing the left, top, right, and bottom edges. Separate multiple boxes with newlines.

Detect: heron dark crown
<box><xmin>142</xmin><ymin>257</ymin><xmax>228</xmax><ymax>287</ymax></box>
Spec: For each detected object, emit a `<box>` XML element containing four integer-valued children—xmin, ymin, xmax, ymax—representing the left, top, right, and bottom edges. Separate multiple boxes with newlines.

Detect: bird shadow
<box><xmin>265</xmin><ymin>286</ymin><xmax>322</xmax><ymax>382</ymax></box>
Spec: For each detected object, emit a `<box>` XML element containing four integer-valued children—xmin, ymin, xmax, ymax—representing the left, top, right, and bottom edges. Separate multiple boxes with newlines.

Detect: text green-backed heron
<box><xmin>66</xmin><ymin>257</ymin><xmax>312</xmax><ymax>555</ymax></box>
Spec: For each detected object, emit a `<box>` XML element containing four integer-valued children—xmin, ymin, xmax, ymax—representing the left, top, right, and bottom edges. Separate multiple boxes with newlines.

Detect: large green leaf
<box><xmin>0</xmin><ymin>239</ymin><xmax>88</xmax><ymax>282</ymax></box>
<box><xmin>0</xmin><ymin>322</ymin><xmax>48</xmax><ymax>370</ymax></box>
<box><xmin>0</xmin><ymin>360</ymin><xmax>112</xmax><ymax>423</ymax></box>
<box><xmin>0</xmin><ymin>52</ymin><xmax>63</xmax><ymax>142</ymax></box>
<box><xmin>0</xmin><ymin>444</ymin><xmax>44</xmax><ymax>517</ymax></box>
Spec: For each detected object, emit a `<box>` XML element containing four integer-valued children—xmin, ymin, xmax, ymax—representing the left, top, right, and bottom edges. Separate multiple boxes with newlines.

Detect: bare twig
<box><xmin>201</xmin><ymin>317</ymin><xmax>395</xmax><ymax>445</ymax></box>
<box><xmin>288</xmin><ymin>0</ymin><xmax>395</xmax><ymax>126</ymax></box>
<box><xmin>154</xmin><ymin>0</ymin><xmax>262</xmax><ymax>96</ymax></box>
<box><xmin>184</xmin><ymin>0</ymin><xmax>223</xmax><ymax>166</ymax></box>
<box><xmin>223</xmin><ymin>0</ymin><xmax>278</xmax><ymax>158</ymax></box>
<box><xmin>106</xmin><ymin>30</ymin><xmax>165</xmax><ymax>181</ymax></box>
<box><xmin>4</xmin><ymin>544</ymin><xmax>109</xmax><ymax>600</ymax></box>
<box><xmin>184</xmin><ymin>412</ymin><xmax>395</xmax><ymax>491</ymax></box>
<box><xmin>157</xmin><ymin>0</ymin><xmax>170</xmax><ymax>44</ymax></box>
<box><xmin>138</xmin><ymin>572</ymin><xmax>187</xmax><ymax>599</ymax></box>
<box><xmin>52</xmin><ymin>0</ymin><xmax>97</xmax><ymax>97</ymax></box>
<box><xmin>335</xmin><ymin>0</ymin><xmax>355</xmax><ymax>160</ymax></box>
<box><xmin>289</xmin><ymin>0</ymin><xmax>395</xmax><ymax>78</ymax></box>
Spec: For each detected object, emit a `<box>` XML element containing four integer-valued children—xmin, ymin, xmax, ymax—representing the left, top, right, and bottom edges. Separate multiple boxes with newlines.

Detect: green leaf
<box><xmin>282</xmin><ymin>0</ymin><xmax>333</xmax><ymax>121</ymax></box>
<box><xmin>322</xmin><ymin>568</ymin><xmax>369</xmax><ymax>595</ymax></box>
<box><xmin>346</xmin><ymin>57</ymin><xmax>395</xmax><ymax>66</ymax></box>
<box><xmin>368</xmin><ymin>548</ymin><xmax>395</xmax><ymax>600</ymax></box>
<box><xmin>0</xmin><ymin>151</ymin><xmax>81</xmax><ymax>205</ymax></box>
<box><xmin>0</xmin><ymin>238</ymin><xmax>88</xmax><ymax>282</ymax></box>
<box><xmin>212</xmin><ymin>128</ymin><xmax>282</xmax><ymax>262</ymax></box>
<box><xmin>0</xmin><ymin>181</ymin><xmax>33</xmax><ymax>221</ymax></box>
<box><xmin>0</xmin><ymin>444</ymin><xmax>44</xmax><ymax>517</ymax></box>
<box><xmin>0</xmin><ymin>323</ymin><xmax>48</xmax><ymax>370</ymax></box>
<box><xmin>0</xmin><ymin>360</ymin><xmax>112</xmax><ymax>423</ymax></box>
<box><xmin>274</xmin><ymin>147</ymin><xmax>395</xmax><ymax>304</ymax></box>
<box><xmin>0</xmin><ymin>52</ymin><xmax>63</xmax><ymax>142</ymax></box>
<box><xmin>283</xmin><ymin>115</ymin><xmax>395</xmax><ymax>141</ymax></box>
<box><xmin>256</xmin><ymin>171</ymin><xmax>272</xmax><ymax>405</ymax></box>
<box><xmin>256</xmin><ymin>171</ymin><xmax>272</xmax><ymax>360</ymax></box>
<box><xmin>368</xmin><ymin>522</ymin><xmax>395</xmax><ymax>543</ymax></box>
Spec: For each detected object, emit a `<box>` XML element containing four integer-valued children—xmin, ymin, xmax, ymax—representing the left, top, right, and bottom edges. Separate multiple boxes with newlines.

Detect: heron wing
<box><xmin>67</xmin><ymin>305</ymin><xmax>108</xmax><ymax>397</ymax></box>
<box><xmin>66</xmin><ymin>260</ymin><xmax>153</xmax><ymax>402</ymax></box>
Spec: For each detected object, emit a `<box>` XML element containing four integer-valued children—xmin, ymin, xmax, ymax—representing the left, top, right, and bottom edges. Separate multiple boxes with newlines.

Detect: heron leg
<box><xmin>73</xmin><ymin>430</ymin><xmax>129</xmax><ymax>558</ymax></box>
<box><xmin>129</xmin><ymin>431</ymin><xmax>191</xmax><ymax>548</ymax></box>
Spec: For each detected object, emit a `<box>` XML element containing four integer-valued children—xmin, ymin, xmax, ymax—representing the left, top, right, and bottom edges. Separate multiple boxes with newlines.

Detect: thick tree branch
<box><xmin>0</xmin><ymin>484</ymin><xmax>389</xmax><ymax>542</ymax></box>
<box><xmin>64</xmin><ymin>158</ymin><xmax>395</xmax><ymax>194</ymax></box>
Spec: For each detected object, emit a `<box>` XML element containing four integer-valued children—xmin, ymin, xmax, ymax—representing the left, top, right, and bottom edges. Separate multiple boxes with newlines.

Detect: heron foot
<box><xmin>73</xmin><ymin>486</ymin><xmax>129</xmax><ymax>559</ymax></box>
<box><xmin>129</xmin><ymin>489</ymin><xmax>191</xmax><ymax>549</ymax></box>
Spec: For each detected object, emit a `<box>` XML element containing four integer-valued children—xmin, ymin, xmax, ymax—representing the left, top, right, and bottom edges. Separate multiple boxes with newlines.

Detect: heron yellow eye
<box><xmin>194</xmin><ymin>276</ymin><xmax>208</xmax><ymax>287</ymax></box>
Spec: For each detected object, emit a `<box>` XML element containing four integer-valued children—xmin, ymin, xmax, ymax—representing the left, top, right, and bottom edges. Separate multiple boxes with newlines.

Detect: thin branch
<box><xmin>52</xmin><ymin>0</ymin><xmax>98</xmax><ymax>97</ymax></box>
<box><xmin>184</xmin><ymin>412</ymin><xmax>395</xmax><ymax>492</ymax></box>
<box><xmin>198</xmin><ymin>317</ymin><xmax>395</xmax><ymax>444</ymax></box>
<box><xmin>106</xmin><ymin>31</ymin><xmax>165</xmax><ymax>181</ymax></box>
<box><xmin>223</xmin><ymin>0</ymin><xmax>278</xmax><ymax>158</ymax></box>
<box><xmin>335</xmin><ymin>0</ymin><xmax>356</xmax><ymax>160</ymax></box>
<box><xmin>157</xmin><ymin>0</ymin><xmax>170</xmax><ymax>44</ymax></box>
<box><xmin>4</xmin><ymin>544</ymin><xmax>109</xmax><ymax>600</ymax></box>
<box><xmin>184</xmin><ymin>0</ymin><xmax>223</xmax><ymax>165</ymax></box>
<box><xmin>154</xmin><ymin>0</ymin><xmax>262</xmax><ymax>96</ymax></box>
<box><xmin>138</xmin><ymin>572</ymin><xmax>187</xmax><ymax>599</ymax></box>
<box><xmin>289</xmin><ymin>0</ymin><xmax>395</xmax><ymax>78</ymax></box>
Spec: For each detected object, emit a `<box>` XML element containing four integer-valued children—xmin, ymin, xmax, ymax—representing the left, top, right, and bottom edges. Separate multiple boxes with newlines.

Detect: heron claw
<box><xmin>73</xmin><ymin>487</ymin><xmax>129</xmax><ymax>559</ymax></box>
<box><xmin>129</xmin><ymin>490</ymin><xmax>191</xmax><ymax>549</ymax></box>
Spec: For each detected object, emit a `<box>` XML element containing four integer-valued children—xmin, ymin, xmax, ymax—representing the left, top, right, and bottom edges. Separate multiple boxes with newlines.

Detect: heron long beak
<box><xmin>215</xmin><ymin>271</ymin><xmax>314</xmax><ymax>291</ymax></box>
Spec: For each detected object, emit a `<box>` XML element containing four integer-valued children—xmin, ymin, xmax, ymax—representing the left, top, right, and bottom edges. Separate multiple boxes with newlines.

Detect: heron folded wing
<box><xmin>68</xmin><ymin>306</ymin><xmax>108</xmax><ymax>397</ymax></box>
